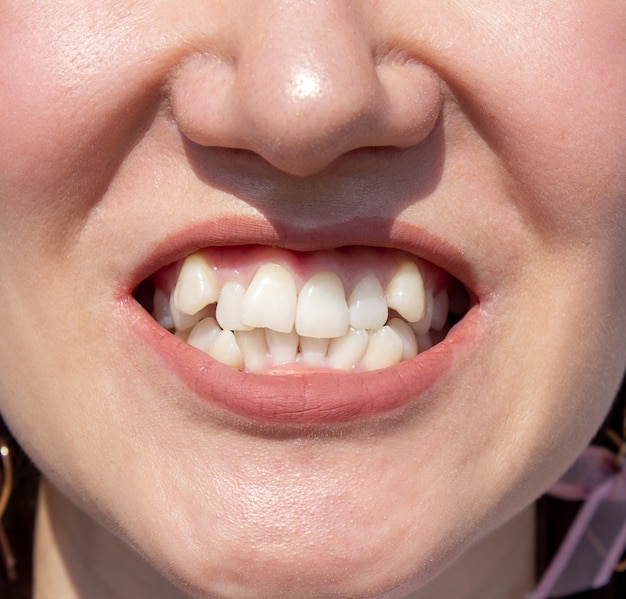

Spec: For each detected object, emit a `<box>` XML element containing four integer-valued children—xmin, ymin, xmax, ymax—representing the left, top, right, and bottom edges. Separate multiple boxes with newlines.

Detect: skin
<box><xmin>0</xmin><ymin>1</ymin><xmax>625</xmax><ymax>597</ymax></box>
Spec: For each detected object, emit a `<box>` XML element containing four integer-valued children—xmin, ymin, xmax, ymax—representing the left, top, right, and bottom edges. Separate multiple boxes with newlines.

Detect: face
<box><xmin>1</xmin><ymin>1</ymin><xmax>625</xmax><ymax>597</ymax></box>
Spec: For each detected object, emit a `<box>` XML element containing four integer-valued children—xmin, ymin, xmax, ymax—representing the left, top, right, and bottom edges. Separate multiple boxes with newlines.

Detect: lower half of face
<box><xmin>0</xmin><ymin>1</ymin><xmax>625</xmax><ymax>598</ymax></box>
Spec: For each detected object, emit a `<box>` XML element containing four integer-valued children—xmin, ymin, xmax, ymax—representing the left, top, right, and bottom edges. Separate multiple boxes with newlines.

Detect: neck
<box><xmin>34</xmin><ymin>479</ymin><xmax>535</xmax><ymax>599</ymax></box>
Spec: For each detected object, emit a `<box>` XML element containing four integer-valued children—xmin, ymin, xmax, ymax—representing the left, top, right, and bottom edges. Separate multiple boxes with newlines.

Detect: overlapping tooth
<box><xmin>300</xmin><ymin>337</ymin><xmax>330</xmax><ymax>366</ymax></box>
<box><xmin>348</xmin><ymin>274</ymin><xmax>388</xmax><ymax>330</ymax></box>
<box><xmin>216</xmin><ymin>282</ymin><xmax>253</xmax><ymax>331</ymax></box>
<box><xmin>385</xmin><ymin>261</ymin><xmax>426</xmax><ymax>323</ymax></box>
<box><xmin>265</xmin><ymin>329</ymin><xmax>299</xmax><ymax>366</ymax></box>
<box><xmin>327</xmin><ymin>328</ymin><xmax>368</xmax><ymax>370</ymax></box>
<box><xmin>241</xmin><ymin>263</ymin><xmax>297</xmax><ymax>333</ymax></box>
<box><xmin>173</xmin><ymin>253</ymin><xmax>220</xmax><ymax>316</ymax></box>
<box><xmin>187</xmin><ymin>317</ymin><xmax>222</xmax><ymax>353</ymax></box>
<box><xmin>235</xmin><ymin>329</ymin><xmax>269</xmax><ymax>372</ymax></box>
<box><xmin>411</xmin><ymin>289</ymin><xmax>434</xmax><ymax>336</ymax></box>
<box><xmin>362</xmin><ymin>326</ymin><xmax>404</xmax><ymax>371</ymax></box>
<box><xmin>170</xmin><ymin>294</ymin><xmax>214</xmax><ymax>331</ymax></box>
<box><xmin>416</xmin><ymin>333</ymin><xmax>433</xmax><ymax>353</ymax></box>
<box><xmin>296</xmin><ymin>271</ymin><xmax>350</xmax><ymax>338</ymax></box>
<box><xmin>208</xmin><ymin>330</ymin><xmax>244</xmax><ymax>369</ymax></box>
<box><xmin>388</xmin><ymin>318</ymin><xmax>418</xmax><ymax>360</ymax></box>
<box><xmin>430</xmin><ymin>290</ymin><xmax>449</xmax><ymax>331</ymax></box>
<box><xmin>153</xmin><ymin>287</ymin><xmax>174</xmax><ymax>329</ymax></box>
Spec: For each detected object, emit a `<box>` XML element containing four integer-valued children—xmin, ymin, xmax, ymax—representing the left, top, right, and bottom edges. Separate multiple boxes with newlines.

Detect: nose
<box><xmin>169</xmin><ymin>2</ymin><xmax>443</xmax><ymax>177</ymax></box>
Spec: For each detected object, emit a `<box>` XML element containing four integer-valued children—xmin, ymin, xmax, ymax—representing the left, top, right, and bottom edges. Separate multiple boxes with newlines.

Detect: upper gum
<box><xmin>153</xmin><ymin>245</ymin><xmax>451</xmax><ymax>295</ymax></box>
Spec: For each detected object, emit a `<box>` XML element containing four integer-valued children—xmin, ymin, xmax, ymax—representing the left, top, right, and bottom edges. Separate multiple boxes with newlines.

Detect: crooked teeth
<box><xmin>216</xmin><ymin>282</ymin><xmax>252</xmax><ymax>331</ymax></box>
<box><xmin>173</xmin><ymin>253</ymin><xmax>220</xmax><ymax>316</ymax></box>
<box><xmin>348</xmin><ymin>274</ymin><xmax>388</xmax><ymax>330</ymax></box>
<box><xmin>296</xmin><ymin>271</ymin><xmax>350</xmax><ymax>338</ymax></box>
<box><xmin>385</xmin><ymin>261</ymin><xmax>426</xmax><ymax>323</ymax></box>
<box><xmin>155</xmin><ymin>254</ymin><xmax>457</xmax><ymax>371</ymax></box>
<box><xmin>241</xmin><ymin>263</ymin><xmax>297</xmax><ymax>333</ymax></box>
<box><xmin>361</xmin><ymin>326</ymin><xmax>404</xmax><ymax>371</ymax></box>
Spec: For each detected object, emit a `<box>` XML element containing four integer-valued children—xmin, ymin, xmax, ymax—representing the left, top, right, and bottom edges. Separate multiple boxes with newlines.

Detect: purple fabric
<box><xmin>529</xmin><ymin>446</ymin><xmax>626</xmax><ymax>599</ymax></box>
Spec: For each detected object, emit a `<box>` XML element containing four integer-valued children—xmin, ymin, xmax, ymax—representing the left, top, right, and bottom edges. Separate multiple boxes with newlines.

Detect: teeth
<box><xmin>296</xmin><ymin>271</ymin><xmax>350</xmax><ymax>338</ymax></box>
<box><xmin>173</xmin><ymin>253</ymin><xmax>220</xmax><ymax>316</ymax></box>
<box><xmin>187</xmin><ymin>317</ymin><xmax>222</xmax><ymax>353</ymax></box>
<box><xmin>385</xmin><ymin>261</ymin><xmax>426</xmax><ymax>323</ymax></box>
<box><xmin>153</xmin><ymin>287</ymin><xmax>174</xmax><ymax>330</ymax></box>
<box><xmin>348</xmin><ymin>275</ymin><xmax>388</xmax><ymax>330</ymax></box>
<box><xmin>388</xmin><ymin>318</ymin><xmax>418</xmax><ymax>360</ymax></box>
<box><xmin>241</xmin><ymin>263</ymin><xmax>297</xmax><ymax>333</ymax></box>
<box><xmin>170</xmin><ymin>294</ymin><xmax>214</xmax><ymax>331</ymax></box>
<box><xmin>327</xmin><ymin>328</ymin><xmax>368</xmax><ymax>370</ymax></box>
<box><xmin>208</xmin><ymin>330</ymin><xmax>244</xmax><ymax>369</ymax></box>
<box><xmin>235</xmin><ymin>329</ymin><xmax>269</xmax><ymax>372</ymax></box>
<box><xmin>411</xmin><ymin>289</ymin><xmax>434</xmax><ymax>336</ymax></box>
<box><xmin>265</xmin><ymin>329</ymin><xmax>299</xmax><ymax>366</ymax></box>
<box><xmin>216</xmin><ymin>282</ymin><xmax>253</xmax><ymax>331</ymax></box>
<box><xmin>300</xmin><ymin>337</ymin><xmax>330</xmax><ymax>366</ymax></box>
<box><xmin>361</xmin><ymin>326</ymin><xmax>404</xmax><ymax>371</ymax></box>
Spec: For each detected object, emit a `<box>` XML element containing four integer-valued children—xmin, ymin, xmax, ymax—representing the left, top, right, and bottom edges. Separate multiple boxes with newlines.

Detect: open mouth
<box><xmin>129</xmin><ymin>233</ymin><xmax>478</xmax><ymax>425</ymax></box>
<box><xmin>134</xmin><ymin>245</ymin><xmax>470</xmax><ymax>374</ymax></box>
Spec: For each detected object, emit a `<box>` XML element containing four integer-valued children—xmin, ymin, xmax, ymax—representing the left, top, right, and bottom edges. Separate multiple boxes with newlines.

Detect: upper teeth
<box><xmin>152</xmin><ymin>253</ymin><xmax>452</xmax><ymax>372</ymax></box>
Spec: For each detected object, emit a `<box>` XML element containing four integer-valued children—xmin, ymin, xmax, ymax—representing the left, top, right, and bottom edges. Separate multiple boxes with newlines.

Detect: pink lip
<box><xmin>122</xmin><ymin>216</ymin><xmax>483</xmax><ymax>425</ymax></box>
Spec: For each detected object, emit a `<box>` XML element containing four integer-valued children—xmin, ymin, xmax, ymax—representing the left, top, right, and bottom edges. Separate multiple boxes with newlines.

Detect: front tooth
<box><xmin>153</xmin><ymin>287</ymin><xmax>174</xmax><ymax>329</ymax></box>
<box><xmin>208</xmin><ymin>330</ymin><xmax>244</xmax><ymax>369</ymax></box>
<box><xmin>265</xmin><ymin>329</ymin><xmax>299</xmax><ymax>366</ymax></box>
<box><xmin>173</xmin><ymin>253</ymin><xmax>220</xmax><ymax>316</ymax></box>
<box><xmin>388</xmin><ymin>318</ymin><xmax>418</xmax><ymax>360</ymax></box>
<box><xmin>300</xmin><ymin>337</ymin><xmax>330</xmax><ymax>366</ymax></box>
<box><xmin>348</xmin><ymin>275</ymin><xmax>388</xmax><ymax>330</ymax></box>
<box><xmin>216</xmin><ymin>282</ymin><xmax>253</xmax><ymax>331</ymax></box>
<box><xmin>362</xmin><ymin>326</ymin><xmax>404</xmax><ymax>371</ymax></box>
<box><xmin>385</xmin><ymin>261</ymin><xmax>426</xmax><ymax>323</ymax></box>
<box><xmin>296</xmin><ymin>271</ymin><xmax>350</xmax><ymax>338</ymax></box>
<box><xmin>327</xmin><ymin>328</ymin><xmax>368</xmax><ymax>370</ymax></box>
<box><xmin>241</xmin><ymin>263</ymin><xmax>297</xmax><ymax>333</ymax></box>
<box><xmin>235</xmin><ymin>329</ymin><xmax>269</xmax><ymax>372</ymax></box>
<box><xmin>187</xmin><ymin>317</ymin><xmax>222</xmax><ymax>353</ymax></box>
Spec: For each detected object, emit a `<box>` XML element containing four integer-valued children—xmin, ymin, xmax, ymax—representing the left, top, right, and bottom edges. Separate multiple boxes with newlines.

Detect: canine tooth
<box><xmin>187</xmin><ymin>317</ymin><xmax>222</xmax><ymax>353</ymax></box>
<box><xmin>388</xmin><ymin>318</ymin><xmax>418</xmax><ymax>360</ymax></box>
<box><xmin>348</xmin><ymin>275</ymin><xmax>388</xmax><ymax>330</ymax></box>
<box><xmin>170</xmin><ymin>294</ymin><xmax>214</xmax><ymax>331</ymax></box>
<box><xmin>327</xmin><ymin>328</ymin><xmax>368</xmax><ymax>370</ymax></box>
<box><xmin>296</xmin><ymin>271</ymin><xmax>349</xmax><ymax>338</ymax></box>
<box><xmin>216</xmin><ymin>282</ymin><xmax>253</xmax><ymax>331</ymax></box>
<box><xmin>173</xmin><ymin>253</ymin><xmax>220</xmax><ymax>316</ymax></box>
<box><xmin>208</xmin><ymin>330</ymin><xmax>244</xmax><ymax>369</ymax></box>
<box><xmin>235</xmin><ymin>329</ymin><xmax>269</xmax><ymax>372</ymax></box>
<box><xmin>300</xmin><ymin>337</ymin><xmax>330</xmax><ymax>366</ymax></box>
<box><xmin>241</xmin><ymin>263</ymin><xmax>297</xmax><ymax>333</ymax></box>
<box><xmin>411</xmin><ymin>289</ymin><xmax>434</xmax><ymax>336</ymax></box>
<box><xmin>385</xmin><ymin>261</ymin><xmax>426</xmax><ymax>323</ymax></box>
<box><xmin>265</xmin><ymin>329</ymin><xmax>299</xmax><ymax>365</ymax></box>
<box><xmin>153</xmin><ymin>287</ymin><xmax>174</xmax><ymax>329</ymax></box>
<box><xmin>362</xmin><ymin>326</ymin><xmax>404</xmax><ymax>371</ymax></box>
<box><xmin>431</xmin><ymin>290</ymin><xmax>449</xmax><ymax>331</ymax></box>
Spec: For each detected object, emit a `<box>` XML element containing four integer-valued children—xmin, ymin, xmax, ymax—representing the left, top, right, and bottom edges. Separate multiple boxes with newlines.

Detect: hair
<box><xmin>1</xmin><ymin>380</ymin><xmax>625</xmax><ymax>598</ymax></box>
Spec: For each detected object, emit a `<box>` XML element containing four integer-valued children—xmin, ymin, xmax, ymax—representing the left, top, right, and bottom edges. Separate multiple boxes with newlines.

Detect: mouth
<box><xmin>128</xmin><ymin>220</ymin><xmax>479</xmax><ymax>425</ymax></box>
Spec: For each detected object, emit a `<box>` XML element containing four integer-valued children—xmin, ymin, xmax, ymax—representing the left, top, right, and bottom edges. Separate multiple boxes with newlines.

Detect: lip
<box><xmin>121</xmin><ymin>216</ymin><xmax>483</xmax><ymax>425</ymax></box>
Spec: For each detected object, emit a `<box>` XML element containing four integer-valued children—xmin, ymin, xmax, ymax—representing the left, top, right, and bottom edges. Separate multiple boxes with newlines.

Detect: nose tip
<box><xmin>169</xmin><ymin>8</ymin><xmax>443</xmax><ymax>177</ymax></box>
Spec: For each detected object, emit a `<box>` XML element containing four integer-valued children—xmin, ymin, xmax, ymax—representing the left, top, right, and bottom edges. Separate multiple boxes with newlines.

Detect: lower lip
<box><xmin>128</xmin><ymin>300</ymin><xmax>480</xmax><ymax>424</ymax></box>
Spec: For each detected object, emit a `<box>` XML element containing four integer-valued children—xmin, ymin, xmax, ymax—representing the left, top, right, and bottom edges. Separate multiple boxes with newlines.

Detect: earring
<box><xmin>0</xmin><ymin>438</ymin><xmax>17</xmax><ymax>581</ymax></box>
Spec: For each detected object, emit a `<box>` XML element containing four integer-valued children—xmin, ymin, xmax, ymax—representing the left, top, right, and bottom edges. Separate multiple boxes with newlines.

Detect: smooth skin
<box><xmin>0</xmin><ymin>1</ymin><xmax>625</xmax><ymax>598</ymax></box>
